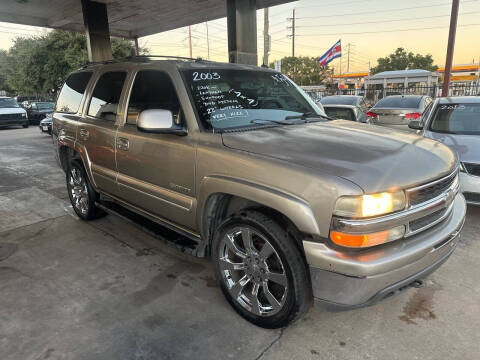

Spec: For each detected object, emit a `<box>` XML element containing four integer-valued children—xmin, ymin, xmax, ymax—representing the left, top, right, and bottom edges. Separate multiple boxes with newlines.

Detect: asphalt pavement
<box><xmin>0</xmin><ymin>127</ymin><xmax>479</xmax><ymax>360</ymax></box>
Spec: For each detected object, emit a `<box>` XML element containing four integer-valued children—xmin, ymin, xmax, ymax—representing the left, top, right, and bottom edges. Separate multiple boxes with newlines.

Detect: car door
<box><xmin>77</xmin><ymin>69</ymin><xmax>127</xmax><ymax>196</ymax></box>
<box><xmin>53</xmin><ymin>71</ymin><xmax>93</xmax><ymax>158</ymax></box>
<box><xmin>115</xmin><ymin>68</ymin><xmax>196</xmax><ymax>231</ymax></box>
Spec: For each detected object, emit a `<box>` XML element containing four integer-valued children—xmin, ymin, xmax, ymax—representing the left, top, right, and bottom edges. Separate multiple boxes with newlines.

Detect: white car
<box><xmin>409</xmin><ymin>96</ymin><xmax>480</xmax><ymax>205</ymax></box>
<box><xmin>0</xmin><ymin>97</ymin><xmax>28</xmax><ymax>128</ymax></box>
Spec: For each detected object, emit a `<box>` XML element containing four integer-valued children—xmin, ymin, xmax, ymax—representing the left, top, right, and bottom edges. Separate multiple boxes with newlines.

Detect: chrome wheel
<box><xmin>218</xmin><ymin>226</ymin><xmax>288</xmax><ymax>317</ymax></box>
<box><xmin>69</xmin><ymin>167</ymin><xmax>89</xmax><ymax>215</ymax></box>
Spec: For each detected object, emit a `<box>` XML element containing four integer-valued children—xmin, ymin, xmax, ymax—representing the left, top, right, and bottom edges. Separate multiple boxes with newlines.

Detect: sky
<box><xmin>0</xmin><ymin>0</ymin><xmax>479</xmax><ymax>73</ymax></box>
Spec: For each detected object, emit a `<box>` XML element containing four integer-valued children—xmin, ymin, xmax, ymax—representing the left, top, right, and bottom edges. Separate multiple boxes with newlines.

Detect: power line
<box><xmin>295</xmin><ymin>0</ymin><xmax>479</xmax><ymax>19</ymax></box>
<box><xmin>295</xmin><ymin>11</ymin><xmax>480</xmax><ymax>28</ymax></box>
<box><xmin>295</xmin><ymin>23</ymin><xmax>480</xmax><ymax>37</ymax></box>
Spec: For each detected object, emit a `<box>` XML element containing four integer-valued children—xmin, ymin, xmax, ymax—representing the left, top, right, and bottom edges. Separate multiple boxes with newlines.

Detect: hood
<box><xmin>424</xmin><ymin>130</ymin><xmax>480</xmax><ymax>163</ymax></box>
<box><xmin>221</xmin><ymin>120</ymin><xmax>456</xmax><ymax>193</ymax></box>
<box><xmin>0</xmin><ymin>107</ymin><xmax>26</xmax><ymax>115</ymax></box>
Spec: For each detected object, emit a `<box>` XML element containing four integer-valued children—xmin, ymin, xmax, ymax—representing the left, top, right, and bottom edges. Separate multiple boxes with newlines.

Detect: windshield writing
<box><xmin>183</xmin><ymin>69</ymin><xmax>325</xmax><ymax>130</ymax></box>
<box><xmin>430</xmin><ymin>103</ymin><xmax>480</xmax><ymax>135</ymax></box>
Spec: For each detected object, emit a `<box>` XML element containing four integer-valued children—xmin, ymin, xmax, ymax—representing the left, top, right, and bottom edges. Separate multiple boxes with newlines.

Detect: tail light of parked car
<box><xmin>403</xmin><ymin>112</ymin><xmax>422</xmax><ymax>119</ymax></box>
<box><xmin>366</xmin><ymin>111</ymin><xmax>377</xmax><ymax>118</ymax></box>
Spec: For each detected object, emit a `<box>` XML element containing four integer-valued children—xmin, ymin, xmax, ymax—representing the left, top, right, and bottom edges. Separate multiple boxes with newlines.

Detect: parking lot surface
<box><xmin>1</xmin><ymin>127</ymin><xmax>479</xmax><ymax>360</ymax></box>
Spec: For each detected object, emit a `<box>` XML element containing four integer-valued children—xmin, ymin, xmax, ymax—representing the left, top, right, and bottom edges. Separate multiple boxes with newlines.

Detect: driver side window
<box><xmin>127</xmin><ymin>70</ymin><xmax>182</xmax><ymax>125</ymax></box>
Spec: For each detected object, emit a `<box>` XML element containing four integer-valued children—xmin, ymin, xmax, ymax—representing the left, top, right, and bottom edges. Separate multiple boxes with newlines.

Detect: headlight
<box><xmin>334</xmin><ymin>191</ymin><xmax>406</xmax><ymax>218</ymax></box>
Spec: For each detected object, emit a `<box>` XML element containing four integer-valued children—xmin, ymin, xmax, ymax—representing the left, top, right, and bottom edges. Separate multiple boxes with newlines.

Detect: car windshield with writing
<box><xmin>182</xmin><ymin>69</ymin><xmax>326</xmax><ymax>131</ymax></box>
<box><xmin>0</xmin><ymin>98</ymin><xmax>20</xmax><ymax>108</ymax></box>
<box><xmin>430</xmin><ymin>103</ymin><xmax>480</xmax><ymax>135</ymax></box>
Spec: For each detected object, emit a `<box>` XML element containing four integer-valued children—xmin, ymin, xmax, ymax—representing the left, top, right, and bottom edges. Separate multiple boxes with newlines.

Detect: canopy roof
<box><xmin>0</xmin><ymin>0</ymin><xmax>294</xmax><ymax>38</ymax></box>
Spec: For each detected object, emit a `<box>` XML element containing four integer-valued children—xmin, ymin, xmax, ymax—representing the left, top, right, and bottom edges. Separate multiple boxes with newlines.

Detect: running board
<box><xmin>95</xmin><ymin>198</ymin><xmax>205</xmax><ymax>257</ymax></box>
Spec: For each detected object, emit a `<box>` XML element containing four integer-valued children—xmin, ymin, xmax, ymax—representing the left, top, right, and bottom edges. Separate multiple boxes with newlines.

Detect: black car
<box><xmin>26</xmin><ymin>101</ymin><xmax>55</xmax><ymax>125</ymax></box>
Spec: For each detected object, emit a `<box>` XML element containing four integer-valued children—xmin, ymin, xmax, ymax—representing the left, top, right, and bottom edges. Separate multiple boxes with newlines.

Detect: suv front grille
<box><xmin>409</xmin><ymin>208</ymin><xmax>447</xmax><ymax>232</ymax></box>
<box><xmin>407</xmin><ymin>172</ymin><xmax>457</xmax><ymax>207</ymax></box>
<box><xmin>0</xmin><ymin>113</ymin><xmax>23</xmax><ymax>120</ymax></box>
<box><xmin>463</xmin><ymin>162</ymin><xmax>480</xmax><ymax>177</ymax></box>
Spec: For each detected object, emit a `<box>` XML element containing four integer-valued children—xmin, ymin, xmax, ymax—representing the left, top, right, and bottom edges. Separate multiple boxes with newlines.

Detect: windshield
<box><xmin>375</xmin><ymin>96</ymin><xmax>421</xmax><ymax>109</ymax></box>
<box><xmin>0</xmin><ymin>98</ymin><xmax>20</xmax><ymax>108</ymax></box>
<box><xmin>430</xmin><ymin>103</ymin><xmax>480</xmax><ymax>135</ymax></box>
<box><xmin>36</xmin><ymin>102</ymin><xmax>55</xmax><ymax>110</ymax></box>
<box><xmin>182</xmin><ymin>69</ymin><xmax>326</xmax><ymax>131</ymax></box>
<box><xmin>321</xmin><ymin>96</ymin><xmax>358</xmax><ymax>106</ymax></box>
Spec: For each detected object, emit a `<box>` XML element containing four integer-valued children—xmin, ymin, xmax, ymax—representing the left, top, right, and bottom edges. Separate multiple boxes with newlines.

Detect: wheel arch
<box><xmin>197</xmin><ymin>175</ymin><xmax>320</xmax><ymax>257</ymax></box>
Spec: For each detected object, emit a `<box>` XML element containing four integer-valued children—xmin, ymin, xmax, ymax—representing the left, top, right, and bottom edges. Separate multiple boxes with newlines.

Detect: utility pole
<box><xmin>188</xmin><ymin>25</ymin><xmax>193</xmax><ymax>58</ymax></box>
<box><xmin>347</xmin><ymin>43</ymin><xmax>351</xmax><ymax>73</ymax></box>
<box><xmin>442</xmin><ymin>0</ymin><xmax>459</xmax><ymax>97</ymax></box>
<box><xmin>291</xmin><ymin>9</ymin><xmax>295</xmax><ymax>57</ymax></box>
<box><xmin>263</xmin><ymin>8</ymin><xmax>270</xmax><ymax>66</ymax></box>
<box><xmin>205</xmin><ymin>21</ymin><xmax>210</xmax><ymax>60</ymax></box>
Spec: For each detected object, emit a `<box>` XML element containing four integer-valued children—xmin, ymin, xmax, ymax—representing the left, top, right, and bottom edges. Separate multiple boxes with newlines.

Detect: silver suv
<box><xmin>53</xmin><ymin>57</ymin><xmax>466</xmax><ymax>328</ymax></box>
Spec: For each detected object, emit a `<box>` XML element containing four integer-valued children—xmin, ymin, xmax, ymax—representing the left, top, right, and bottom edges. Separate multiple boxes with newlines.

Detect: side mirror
<box><xmin>137</xmin><ymin>109</ymin><xmax>187</xmax><ymax>136</ymax></box>
<box><xmin>408</xmin><ymin>120</ymin><xmax>424</xmax><ymax>130</ymax></box>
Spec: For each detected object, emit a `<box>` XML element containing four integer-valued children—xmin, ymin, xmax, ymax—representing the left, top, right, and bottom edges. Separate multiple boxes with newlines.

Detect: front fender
<box><xmin>197</xmin><ymin>175</ymin><xmax>321</xmax><ymax>238</ymax></box>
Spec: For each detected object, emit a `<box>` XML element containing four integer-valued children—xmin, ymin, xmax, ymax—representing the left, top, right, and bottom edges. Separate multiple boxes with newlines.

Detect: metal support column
<box><xmin>81</xmin><ymin>0</ymin><xmax>112</xmax><ymax>62</ymax></box>
<box><xmin>227</xmin><ymin>0</ymin><xmax>257</xmax><ymax>65</ymax></box>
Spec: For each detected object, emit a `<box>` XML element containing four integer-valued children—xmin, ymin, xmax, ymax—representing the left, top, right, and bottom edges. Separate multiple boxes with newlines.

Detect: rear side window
<box><xmin>324</xmin><ymin>107</ymin><xmax>355</xmax><ymax>121</ymax></box>
<box><xmin>88</xmin><ymin>71</ymin><xmax>126</xmax><ymax>121</ymax></box>
<box><xmin>56</xmin><ymin>72</ymin><xmax>92</xmax><ymax>113</ymax></box>
<box><xmin>127</xmin><ymin>70</ymin><xmax>181</xmax><ymax>125</ymax></box>
<box><xmin>375</xmin><ymin>97</ymin><xmax>421</xmax><ymax>109</ymax></box>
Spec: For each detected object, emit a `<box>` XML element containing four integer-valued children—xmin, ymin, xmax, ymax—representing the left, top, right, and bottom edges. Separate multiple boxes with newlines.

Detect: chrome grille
<box><xmin>409</xmin><ymin>208</ymin><xmax>446</xmax><ymax>232</ymax></box>
<box><xmin>463</xmin><ymin>162</ymin><xmax>480</xmax><ymax>177</ymax></box>
<box><xmin>407</xmin><ymin>171</ymin><xmax>457</xmax><ymax>207</ymax></box>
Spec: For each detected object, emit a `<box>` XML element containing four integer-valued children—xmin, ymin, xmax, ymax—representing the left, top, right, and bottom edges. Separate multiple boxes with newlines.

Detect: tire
<box><xmin>66</xmin><ymin>158</ymin><xmax>104</xmax><ymax>220</ymax></box>
<box><xmin>22</xmin><ymin>123</ymin><xmax>29</xmax><ymax>128</ymax></box>
<box><xmin>212</xmin><ymin>210</ymin><xmax>312</xmax><ymax>328</ymax></box>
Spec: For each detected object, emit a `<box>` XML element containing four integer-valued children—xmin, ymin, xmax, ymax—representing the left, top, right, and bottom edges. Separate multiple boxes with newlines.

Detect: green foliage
<box><xmin>0</xmin><ymin>30</ymin><xmax>144</xmax><ymax>95</ymax></box>
<box><xmin>371</xmin><ymin>48</ymin><xmax>437</xmax><ymax>74</ymax></box>
<box><xmin>269</xmin><ymin>56</ymin><xmax>333</xmax><ymax>86</ymax></box>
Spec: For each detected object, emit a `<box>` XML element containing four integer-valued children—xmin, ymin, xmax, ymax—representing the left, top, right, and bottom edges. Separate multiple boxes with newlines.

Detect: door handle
<box><xmin>79</xmin><ymin>128</ymin><xmax>89</xmax><ymax>139</ymax></box>
<box><xmin>116</xmin><ymin>137</ymin><xmax>129</xmax><ymax>151</ymax></box>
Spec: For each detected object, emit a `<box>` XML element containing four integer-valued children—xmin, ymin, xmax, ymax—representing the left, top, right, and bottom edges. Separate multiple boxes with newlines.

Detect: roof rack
<box><xmin>80</xmin><ymin>55</ymin><xmax>207</xmax><ymax>69</ymax></box>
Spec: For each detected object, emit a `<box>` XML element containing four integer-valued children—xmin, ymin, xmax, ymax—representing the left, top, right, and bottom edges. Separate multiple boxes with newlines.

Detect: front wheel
<box><xmin>213</xmin><ymin>210</ymin><xmax>312</xmax><ymax>328</ymax></box>
<box><xmin>66</xmin><ymin>159</ymin><xmax>103</xmax><ymax>220</ymax></box>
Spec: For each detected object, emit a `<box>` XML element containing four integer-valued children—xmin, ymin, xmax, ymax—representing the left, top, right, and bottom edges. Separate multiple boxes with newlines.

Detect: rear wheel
<box><xmin>66</xmin><ymin>159</ymin><xmax>104</xmax><ymax>220</ymax></box>
<box><xmin>212</xmin><ymin>210</ymin><xmax>311</xmax><ymax>328</ymax></box>
<box><xmin>22</xmin><ymin>123</ymin><xmax>29</xmax><ymax>128</ymax></box>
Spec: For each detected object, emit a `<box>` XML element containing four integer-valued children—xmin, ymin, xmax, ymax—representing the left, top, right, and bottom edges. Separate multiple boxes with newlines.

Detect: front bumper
<box><xmin>39</xmin><ymin>123</ymin><xmax>52</xmax><ymax>133</ymax></box>
<box><xmin>0</xmin><ymin>118</ymin><xmax>28</xmax><ymax>127</ymax></box>
<box><xmin>304</xmin><ymin>193</ymin><xmax>466</xmax><ymax>307</ymax></box>
<box><xmin>460</xmin><ymin>172</ymin><xmax>480</xmax><ymax>205</ymax></box>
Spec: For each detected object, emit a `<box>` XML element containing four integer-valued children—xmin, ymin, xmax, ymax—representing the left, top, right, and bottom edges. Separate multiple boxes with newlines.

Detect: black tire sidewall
<box><xmin>212</xmin><ymin>210</ymin><xmax>310</xmax><ymax>328</ymax></box>
<box><xmin>66</xmin><ymin>159</ymin><xmax>98</xmax><ymax>220</ymax></box>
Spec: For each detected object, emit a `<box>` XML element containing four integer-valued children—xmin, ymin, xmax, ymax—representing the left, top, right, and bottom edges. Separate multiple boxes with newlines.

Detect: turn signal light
<box><xmin>366</xmin><ymin>111</ymin><xmax>377</xmax><ymax>118</ymax></box>
<box><xmin>330</xmin><ymin>226</ymin><xmax>405</xmax><ymax>248</ymax></box>
<box><xmin>403</xmin><ymin>112</ymin><xmax>422</xmax><ymax>119</ymax></box>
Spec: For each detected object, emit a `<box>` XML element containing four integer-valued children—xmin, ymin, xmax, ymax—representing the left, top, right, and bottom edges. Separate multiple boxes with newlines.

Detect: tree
<box><xmin>0</xmin><ymin>30</ymin><xmax>146</xmax><ymax>95</ymax></box>
<box><xmin>371</xmin><ymin>48</ymin><xmax>437</xmax><ymax>74</ymax></box>
<box><xmin>269</xmin><ymin>56</ymin><xmax>333</xmax><ymax>86</ymax></box>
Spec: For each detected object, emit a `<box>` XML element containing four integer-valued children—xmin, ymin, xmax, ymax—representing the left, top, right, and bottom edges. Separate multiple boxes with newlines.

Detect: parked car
<box><xmin>0</xmin><ymin>97</ymin><xmax>29</xmax><ymax>128</ymax></box>
<box><xmin>320</xmin><ymin>95</ymin><xmax>370</xmax><ymax>122</ymax></box>
<box><xmin>409</xmin><ymin>96</ymin><xmax>480</xmax><ymax>205</ymax></box>
<box><xmin>39</xmin><ymin>113</ymin><xmax>52</xmax><ymax>134</ymax></box>
<box><xmin>53</xmin><ymin>58</ymin><xmax>465</xmax><ymax>328</ymax></box>
<box><xmin>368</xmin><ymin>95</ymin><xmax>432</xmax><ymax>131</ymax></box>
<box><xmin>27</xmin><ymin>101</ymin><xmax>55</xmax><ymax>125</ymax></box>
